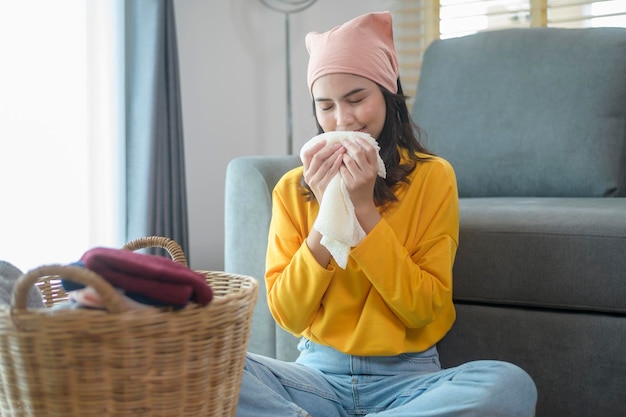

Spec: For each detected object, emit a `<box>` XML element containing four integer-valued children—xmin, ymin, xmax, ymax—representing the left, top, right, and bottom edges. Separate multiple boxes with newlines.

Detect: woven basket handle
<box><xmin>122</xmin><ymin>236</ymin><xmax>188</xmax><ymax>266</ymax></box>
<box><xmin>12</xmin><ymin>265</ymin><xmax>129</xmax><ymax>313</ymax></box>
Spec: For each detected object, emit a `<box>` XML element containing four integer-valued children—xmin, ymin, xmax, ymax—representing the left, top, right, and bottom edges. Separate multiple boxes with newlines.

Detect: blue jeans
<box><xmin>237</xmin><ymin>338</ymin><xmax>537</xmax><ymax>417</ymax></box>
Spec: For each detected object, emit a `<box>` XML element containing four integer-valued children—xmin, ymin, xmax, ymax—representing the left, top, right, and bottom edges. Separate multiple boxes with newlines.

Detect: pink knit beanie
<box><xmin>305</xmin><ymin>11</ymin><xmax>399</xmax><ymax>95</ymax></box>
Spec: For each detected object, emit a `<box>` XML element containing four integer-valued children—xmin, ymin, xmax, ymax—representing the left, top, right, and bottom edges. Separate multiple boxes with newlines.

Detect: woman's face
<box><xmin>311</xmin><ymin>73</ymin><xmax>387</xmax><ymax>140</ymax></box>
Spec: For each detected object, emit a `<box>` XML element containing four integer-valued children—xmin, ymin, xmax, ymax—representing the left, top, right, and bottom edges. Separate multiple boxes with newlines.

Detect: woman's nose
<box><xmin>335</xmin><ymin>105</ymin><xmax>354</xmax><ymax>130</ymax></box>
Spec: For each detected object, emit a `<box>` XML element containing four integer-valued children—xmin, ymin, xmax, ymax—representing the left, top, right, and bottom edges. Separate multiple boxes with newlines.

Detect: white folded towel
<box><xmin>300</xmin><ymin>131</ymin><xmax>386</xmax><ymax>268</ymax></box>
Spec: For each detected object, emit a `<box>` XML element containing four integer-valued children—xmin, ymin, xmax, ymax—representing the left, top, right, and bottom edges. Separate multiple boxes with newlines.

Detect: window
<box><xmin>0</xmin><ymin>1</ymin><xmax>121</xmax><ymax>272</ymax></box>
<box><xmin>439</xmin><ymin>0</ymin><xmax>532</xmax><ymax>38</ymax></box>
<box><xmin>549</xmin><ymin>0</ymin><xmax>626</xmax><ymax>27</ymax></box>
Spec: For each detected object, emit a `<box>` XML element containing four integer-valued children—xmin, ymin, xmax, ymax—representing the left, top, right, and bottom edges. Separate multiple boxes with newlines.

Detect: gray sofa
<box><xmin>224</xmin><ymin>28</ymin><xmax>626</xmax><ymax>417</ymax></box>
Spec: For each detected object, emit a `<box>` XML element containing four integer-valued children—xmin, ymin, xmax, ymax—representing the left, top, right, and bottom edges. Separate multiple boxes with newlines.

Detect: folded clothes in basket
<box><xmin>61</xmin><ymin>247</ymin><xmax>213</xmax><ymax>309</ymax></box>
<box><xmin>62</xmin><ymin>285</ymin><xmax>161</xmax><ymax>310</ymax></box>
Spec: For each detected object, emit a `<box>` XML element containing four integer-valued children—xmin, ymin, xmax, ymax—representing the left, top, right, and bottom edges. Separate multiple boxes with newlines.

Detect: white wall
<box><xmin>175</xmin><ymin>0</ymin><xmax>388</xmax><ymax>270</ymax></box>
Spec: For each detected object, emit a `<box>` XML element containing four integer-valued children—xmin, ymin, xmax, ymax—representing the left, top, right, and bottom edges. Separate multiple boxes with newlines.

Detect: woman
<box><xmin>237</xmin><ymin>11</ymin><xmax>537</xmax><ymax>417</ymax></box>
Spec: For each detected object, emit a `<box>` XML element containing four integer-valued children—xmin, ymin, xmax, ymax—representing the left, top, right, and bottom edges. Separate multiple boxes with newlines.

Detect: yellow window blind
<box><xmin>439</xmin><ymin>0</ymin><xmax>532</xmax><ymax>38</ymax></box>
<box><xmin>548</xmin><ymin>0</ymin><xmax>626</xmax><ymax>27</ymax></box>
<box><xmin>389</xmin><ymin>0</ymin><xmax>432</xmax><ymax>106</ymax></box>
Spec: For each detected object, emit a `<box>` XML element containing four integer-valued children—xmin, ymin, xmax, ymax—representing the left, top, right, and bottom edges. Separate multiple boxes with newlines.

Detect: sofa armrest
<box><xmin>224</xmin><ymin>155</ymin><xmax>301</xmax><ymax>360</ymax></box>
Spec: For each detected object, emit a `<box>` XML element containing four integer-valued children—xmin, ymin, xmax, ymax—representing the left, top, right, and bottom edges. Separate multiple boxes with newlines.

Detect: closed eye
<box><xmin>315</xmin><ymin>88</ymin><xmax>367</xmax><ymax>111</ymax></box>
<box><xmin>348</xmin><ymin>97</ymin><xmax>364</xmax><ymax>105</ymax></box>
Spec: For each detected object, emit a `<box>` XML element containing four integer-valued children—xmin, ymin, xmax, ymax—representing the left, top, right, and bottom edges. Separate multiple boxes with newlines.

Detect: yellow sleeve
<box><xmin>264</xmin><ymin>167</ymin><xmax>334</xmax><ymax>335</ymax></box>
<box><xmin>351</xmin><ymin>156</ymin><xmax>459</xmax><ymax>329</ymax></box>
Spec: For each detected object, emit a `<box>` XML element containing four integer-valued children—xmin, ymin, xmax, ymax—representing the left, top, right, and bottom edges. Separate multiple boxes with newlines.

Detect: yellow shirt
<box><xmin>265</xmin><ymin>153</ymin><xmax>459</xmax><ymax>356</ymax></box>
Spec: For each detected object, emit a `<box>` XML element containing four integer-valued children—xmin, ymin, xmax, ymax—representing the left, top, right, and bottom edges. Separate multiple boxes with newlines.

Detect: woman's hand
<box><xmin>340</xmin><ymin>136</ymin><xmax>382</xmax><ymax>232</ymax></box>
<box><xmin>301</xmin><ymin>140</ymin><xmax>345</xmax><ymax>203</ymax></box>
<box><xmin>301</xmin><ymin>140</ymin><xmax>346</xmax><ymax>267</ymax></box>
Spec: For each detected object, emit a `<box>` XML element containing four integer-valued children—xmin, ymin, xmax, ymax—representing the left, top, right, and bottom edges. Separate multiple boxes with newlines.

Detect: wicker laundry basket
<box><xmin>0</xmin><ymin>237</ymin><xmax>258</xmax><ymax>417</ymax></box>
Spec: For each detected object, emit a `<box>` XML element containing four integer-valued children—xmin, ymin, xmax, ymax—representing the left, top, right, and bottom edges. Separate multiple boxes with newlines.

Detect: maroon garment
<box><xmin>80</xmin><ymin>247</ymin><xmax>212</xmax><ymax>306</ymax></box>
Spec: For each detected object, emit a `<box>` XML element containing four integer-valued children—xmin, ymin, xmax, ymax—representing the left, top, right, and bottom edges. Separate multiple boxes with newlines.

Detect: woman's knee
<box><xmin>471</xmin><ymin>360</ymin><xmax>537</xmax><ymax>417</ymax></box>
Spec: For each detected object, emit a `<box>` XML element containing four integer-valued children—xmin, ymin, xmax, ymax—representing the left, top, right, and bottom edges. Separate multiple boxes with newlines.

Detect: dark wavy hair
<box><xmin>302</xmin><ymin>78</ymin><xmax>433</xmax><ymax>207</ymax></box>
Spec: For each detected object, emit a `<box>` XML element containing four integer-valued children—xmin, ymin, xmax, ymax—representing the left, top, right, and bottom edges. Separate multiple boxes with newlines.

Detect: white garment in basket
<box><xmin>299</xmin><ymin>131</ymin><xmax>386</xmax><ymax>268</ymax></box>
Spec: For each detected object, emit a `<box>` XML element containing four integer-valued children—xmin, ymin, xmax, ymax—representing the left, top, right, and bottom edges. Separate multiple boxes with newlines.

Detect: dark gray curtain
<box><xmin>125</xmin><ymin>0</ymin><xmax>189</xmax><ymax>257</ymax></box>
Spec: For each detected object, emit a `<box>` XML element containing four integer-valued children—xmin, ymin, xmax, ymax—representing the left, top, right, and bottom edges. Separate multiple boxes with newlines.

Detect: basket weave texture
<box><xmin>0</xmin><ymin>237</ymin><xmax>258</xmax><ymax>417</ymax></box>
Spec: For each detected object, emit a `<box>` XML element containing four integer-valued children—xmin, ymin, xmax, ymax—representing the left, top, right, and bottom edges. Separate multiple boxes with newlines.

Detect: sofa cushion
<box><xmin>454</xmin><ymin>198</ymin><xmax>626</xmax><ymax>314</ymax></box>
<box><xmin>413</xmin><ymin>27</ymin><xmax>626</xmax><ymax>197</ymax></box>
